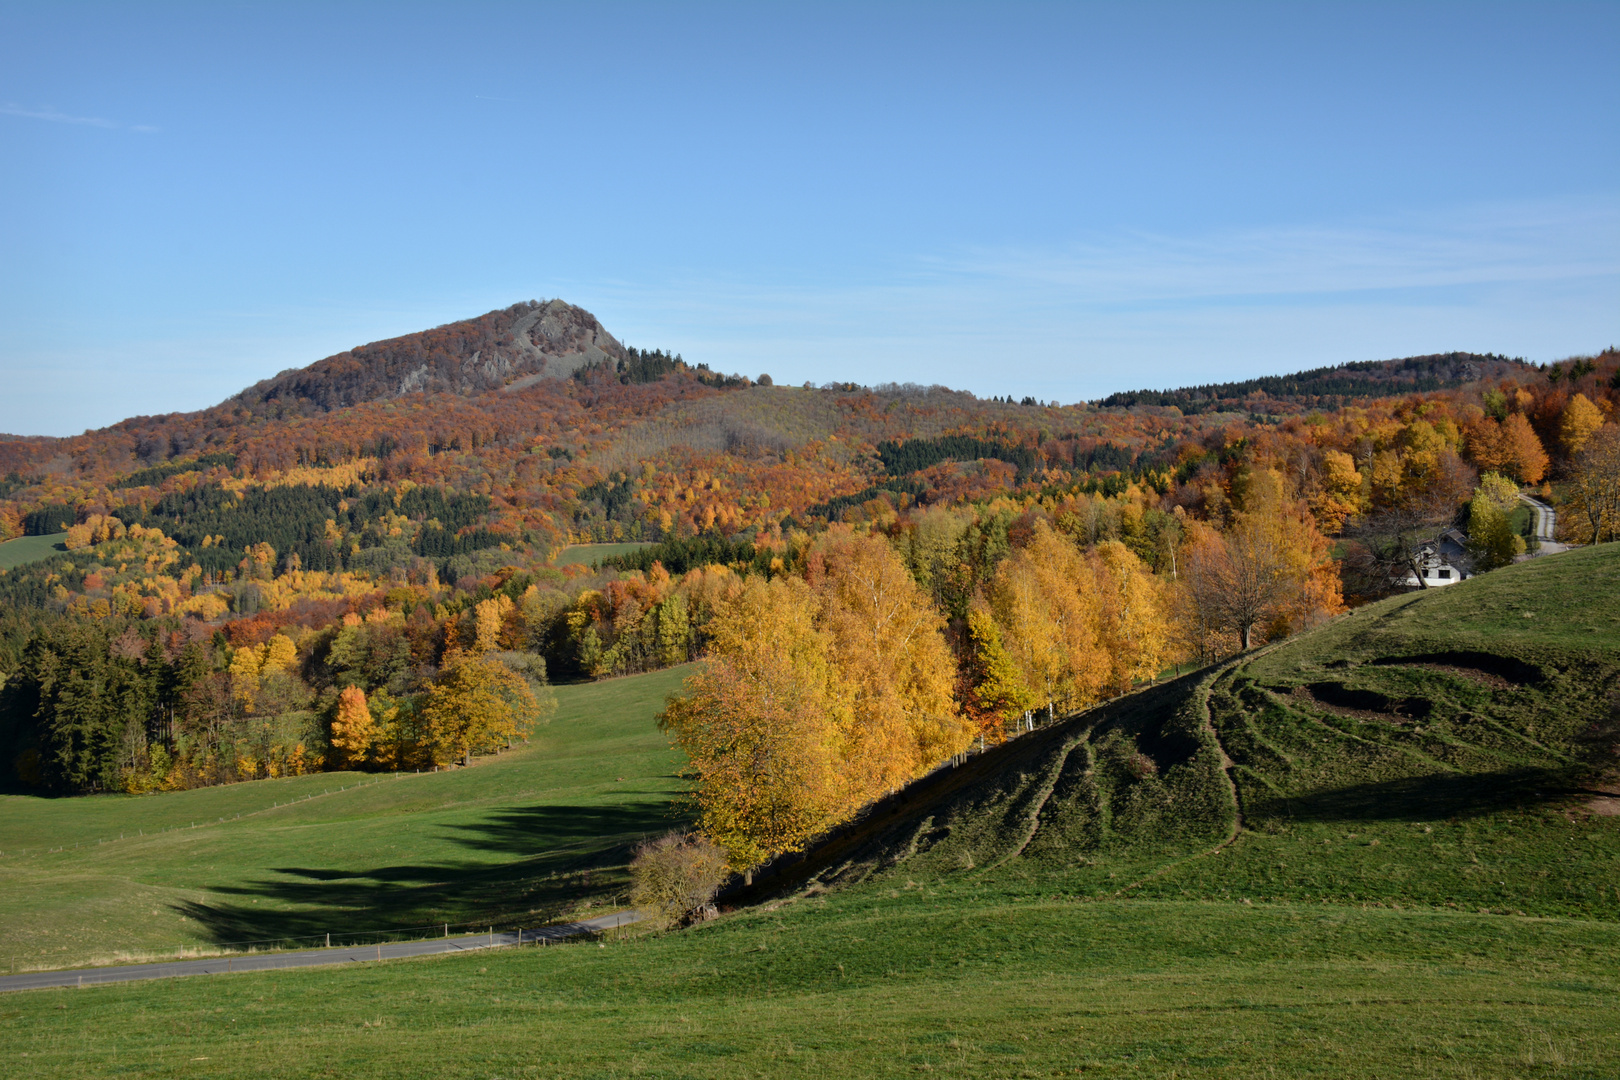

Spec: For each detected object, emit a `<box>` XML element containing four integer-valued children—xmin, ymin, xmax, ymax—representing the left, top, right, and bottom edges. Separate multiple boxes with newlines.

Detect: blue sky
<box><xmin>1</xmin><ymin>2</ymin><xmax>1615</xmax><ymax>436</ymax></box>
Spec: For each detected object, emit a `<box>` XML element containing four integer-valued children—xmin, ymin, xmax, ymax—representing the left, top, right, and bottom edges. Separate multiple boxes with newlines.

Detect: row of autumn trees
<box><xmin>659</xmin><ymin>468</ymin><xmax>1341</xmax><ymax>873</ymax></box>
<box><xmin>0</xmin><ymin>595</ymin><xmax>552</xmax><ymax>795</ymax></box>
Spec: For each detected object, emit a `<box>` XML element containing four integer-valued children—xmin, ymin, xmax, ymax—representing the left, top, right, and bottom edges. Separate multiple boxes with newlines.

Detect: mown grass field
<box><xmin>553</xmin><ymin>542</ymin><xmax>654</xmax><ymax>568</ymax></box>
<box><xmin>0</xmin><ymin>665</ymin><xmax>695</xmax><ymax>972</ymax></box>
<box><xmin>3</xmin><ymin>548</ymin><xmax>1617</xmax><ymax>1078</ymax></box>
<box><xmin>1</xmin><ymin>889</ymin><xmax>1615</xmax><ymax>1078</ymax></box>
<box><xmin>0</xmin><ymin>533</ymin><xmax>67</xmax><ymax>571</ymax></box>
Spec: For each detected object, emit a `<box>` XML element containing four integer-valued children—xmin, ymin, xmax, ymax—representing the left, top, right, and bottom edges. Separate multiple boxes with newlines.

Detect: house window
<box><xmin>1438</xmin><ymin>568</ymin><xmax>1451</xmax><ymax>580</ymax></box>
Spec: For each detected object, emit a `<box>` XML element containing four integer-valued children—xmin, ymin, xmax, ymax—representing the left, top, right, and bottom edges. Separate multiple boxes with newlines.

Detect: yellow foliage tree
<box><xmin>1467</xmin><ymin>486</ymin><xmax>1522</xmax><ymax>572</ymax></box>
<box><xmin>1565</xmin><ymin>424</ymin><xmax>1620</xmax><ymax>544</ymax></box>
<box><xmin>240</xmin><ymin>542</ymin><xmax>277</xmax><ymax>580</ymax></box>
<box><xmin>261</xmin><ymin>633</ymin><xmax>297</xmax><ymax>674</ymax></box>
<box><xmin>812</xmin><ymin>532</ymin><xmax>972</xmax><ymax>795</ymax></box>
<box><xmin>228</xmin><ymin>646</ymin><xmax>262</xmax><ymax>709</ymax></box>
<box><xmin>1560</xmin><ymin>393</ymin><xmax>1606</xmax><ymax>457</ymax></box>
<box><xmin>473</xmin><ymin>594</ymin><xmax>515</xmax><ymax>653</ymax></box>
<box><xmin>1473</xmin><ymin>471</ymin><xmax>1520</xmax><ymax>516</ymax></box>
<box><xmin>419</xmin><ymin>648</ymin><xmax>539</xmax><ymax>766</ymax></box>
<box><xmin>1088</xmin><ymin>540</ymin><xmax>1174</xmax><ymax>693</ymax></box>
<box><xmin>984</xmin><ymin>523</ymin><xmax>1110</xmax><ymax>717</ymax></box>
<box><xmin>966</xmin><ymin>604</ymin><xmax>1038</xmax><ymax>728</ymax></box>
<box><xmin>1368</xmin><ymin>449</ymin><xmax>1404</xmax><ymax>508</ymax></box>
<box><xmin>364</xmin><ymin>690</ymin><xmax>409</xmax><ymax>770</ymax></box>
<box><xmin>1309</xmin><ymin>449</ymin><xmax>1365</xmax><ymax>532</ymax></box>
<box><xmin>657</xmin><ymin>576</ymin><xmax>852</xmax><ymax>872</ymax></box>
<box><xmin>330</xmin><ymin>685</ymin><xmax>376</xmax><ymax>768</ymax></box>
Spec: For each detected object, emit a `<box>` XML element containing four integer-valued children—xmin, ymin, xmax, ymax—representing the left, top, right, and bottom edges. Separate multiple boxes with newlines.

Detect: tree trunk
<box><xmin>1407</xmin><ymin>557</ymin><xmax>1429</xmax><ymax>589</ymax></box>
<box><xmin>1240</xmin><ymin>623</ymin><xmax>1252</xmax><ymax>650</ymax></box>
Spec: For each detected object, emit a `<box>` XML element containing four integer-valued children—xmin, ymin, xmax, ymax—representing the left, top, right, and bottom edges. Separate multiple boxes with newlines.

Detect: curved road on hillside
<box><xmin>1518</xmin><ymin>493</ymin><xmax>1557</xmax><ymax>542</ymax></box>
<box><xmin>1517</xmin><ymin>493</ymin><xmax>1574</xmax><ymax>555</ymax></box>
<box><xmin>0</xmin><ymin>911</ymin><xmax>639</xmax><ymax>993</ymax></box>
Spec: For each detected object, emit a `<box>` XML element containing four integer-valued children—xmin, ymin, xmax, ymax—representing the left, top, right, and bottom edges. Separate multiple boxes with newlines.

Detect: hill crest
<box><xmin>234</xmin><ymin>299</ymin><xmax>626</xmax><ymax>415</ymax></box>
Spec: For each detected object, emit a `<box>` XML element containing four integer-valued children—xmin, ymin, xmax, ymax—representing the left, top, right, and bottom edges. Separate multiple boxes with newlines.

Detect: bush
<box><xmin>629</xmin><ymin>832</ymin><xmax>728</xmax><ymax>930</ymax></box>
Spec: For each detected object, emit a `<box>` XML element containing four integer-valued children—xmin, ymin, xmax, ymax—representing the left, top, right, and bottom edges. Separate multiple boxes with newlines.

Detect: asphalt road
<box><xmin>0</xmin><ymin>910</ymin><xmax>639</xmax><ymax>993</ymax></box>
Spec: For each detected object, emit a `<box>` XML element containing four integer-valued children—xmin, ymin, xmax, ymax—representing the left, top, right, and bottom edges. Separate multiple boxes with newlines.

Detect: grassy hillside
<box><xmin>736</xmin><ymin>544</ymin><xmax>1619</xmax><ymax>918</ymax></box>
<box><xmin>0</xmin><ymin>532</ymin><xmax>66</xmax><ymax>570</ymax></box>
<box><xmin>0</xmin><ymin>665</ymin><xmax>694</xmax><ymax>972</ymax></box>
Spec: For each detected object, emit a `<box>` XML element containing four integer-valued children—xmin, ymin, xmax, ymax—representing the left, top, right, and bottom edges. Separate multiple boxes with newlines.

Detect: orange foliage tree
<box><xmin>1181</xmin><ymin>469</ymin><xmax>1342</xmax><ymax>651</ymax></box>
<box><xmin>329</xmin><ymin>685</ymin><xmax>376</xmax><ymax>768</ymax></box>
<box><xmin>1498</xmin><ymin>413</ymin><xmax>1549</xmax><ymax>484</ymax></box>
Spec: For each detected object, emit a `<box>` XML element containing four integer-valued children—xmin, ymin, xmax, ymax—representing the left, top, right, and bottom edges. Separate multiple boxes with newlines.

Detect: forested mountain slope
<box><xmin>739</xmin><ymin>543</ymin><xmax>1620</xmax><ymax>918</ymax></box>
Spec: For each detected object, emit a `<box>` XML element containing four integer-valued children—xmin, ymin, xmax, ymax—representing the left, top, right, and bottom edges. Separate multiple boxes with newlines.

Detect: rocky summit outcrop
<box><xmin>234</xmin><ymin>299</ymin><xmax>625</xmax><ymax>415</ymax></box>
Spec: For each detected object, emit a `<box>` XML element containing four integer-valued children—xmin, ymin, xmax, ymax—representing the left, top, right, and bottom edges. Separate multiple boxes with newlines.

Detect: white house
<box><xmin>1402</xmin><ymin>528</ymin><xmax>1472</xmax><ymax>588</ymax></box>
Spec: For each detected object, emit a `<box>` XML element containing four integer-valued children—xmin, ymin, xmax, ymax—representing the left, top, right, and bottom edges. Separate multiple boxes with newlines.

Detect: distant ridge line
<box><xmin>1094</xmin><ymin>351</ymin><xmax>1531</xmax><ymax>414</ymax></box>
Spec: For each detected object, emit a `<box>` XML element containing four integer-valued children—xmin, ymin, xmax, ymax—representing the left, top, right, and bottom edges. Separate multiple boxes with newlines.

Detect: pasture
<box><xmin>0</xmin><ymin>533</ymin><xmax>67</xmax><ymax>571</ymax></box>
<box><xmin>0</xmin><ymin>665</ymin><xmax>695</xmax><ymax>972</ymax></box>
<box><xmin>553</xmin><ymin>542</ymin><xmax>655</xmax><ymax>568</ymax></box>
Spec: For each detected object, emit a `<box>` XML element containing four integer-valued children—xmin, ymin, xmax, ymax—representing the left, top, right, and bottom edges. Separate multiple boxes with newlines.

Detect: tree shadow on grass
<box><xmin>175</xmin><ymin>801</ymin><xmax>687</xmax><ymax>947</ymax></box>
<box><xmin>1249</xmin><ymin>767</ymin><xmax>1602</xmax><ymax>824</ymax></box>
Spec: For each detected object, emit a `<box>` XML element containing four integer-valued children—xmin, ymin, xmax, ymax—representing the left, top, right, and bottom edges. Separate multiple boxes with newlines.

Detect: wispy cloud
<box><xmin>1</xmin><ymin>102</ymin><xmax>156</xmax><ymax>132</ymax></box>
<box><xmin>898</xmin><ymin>197</ymin><xmax>1618</xmax><ymax>307</ymax></box>
<box><xmin>564</xmin><ymin>195</ymin><xmax>1620</xmax><ymax>397</ymax></box>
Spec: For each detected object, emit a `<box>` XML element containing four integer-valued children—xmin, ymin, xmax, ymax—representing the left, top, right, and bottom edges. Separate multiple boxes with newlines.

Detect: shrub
<box><xmin>628</xmin><ymin>832</ymin><xmax>729</xmax><ymax>930</ymax></box>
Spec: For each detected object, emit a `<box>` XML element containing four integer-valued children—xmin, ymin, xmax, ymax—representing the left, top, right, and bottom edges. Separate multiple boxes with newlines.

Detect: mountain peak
<box><xmin>234</xmin><ymin>299</ymin><xmax>625</xmax><ymax>414</ymax></box>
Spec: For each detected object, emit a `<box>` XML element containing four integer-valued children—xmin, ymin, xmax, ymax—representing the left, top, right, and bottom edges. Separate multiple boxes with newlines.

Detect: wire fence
<box><xmin>191</xmin><ymin>909</ymin><xmax>632</xmax><ymax>954</ymax></box>
<box><xmin>5</xmin><ymin>909</ymin><xmax>639</xmax><ymax>976</ymax></box>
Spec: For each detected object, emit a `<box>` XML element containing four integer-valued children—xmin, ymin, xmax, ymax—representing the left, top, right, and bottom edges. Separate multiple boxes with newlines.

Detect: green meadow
<box><xmin>1</xmin><ymin>885</ymin><xmax>1615</xmax><ymax>1078</ymax></box>
<box><xmin>0</xmin><ymin>533</ymin><xmax>67</xmax><ymax>571</ymax></box>
<box><xmin>553</xmin><ymin>542</ymin><xmax>655</xmax><ymax>568</ymax></box>
<box><xmin>0</xmin><ymin>664</ymin><xmax>695</xmax><ymax>971</ymax></box>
